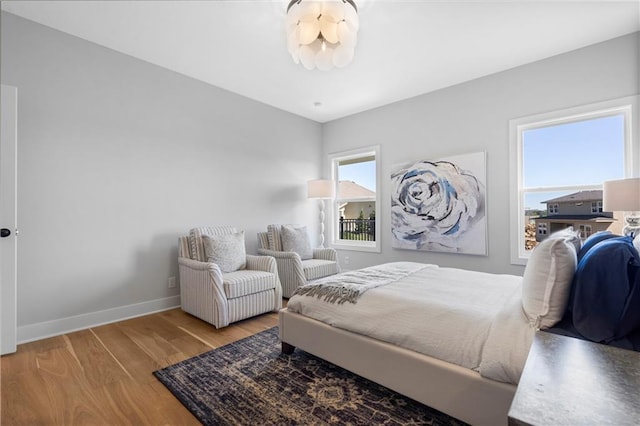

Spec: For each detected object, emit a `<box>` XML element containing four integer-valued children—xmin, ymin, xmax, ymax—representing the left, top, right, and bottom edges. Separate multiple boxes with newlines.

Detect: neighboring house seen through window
<box><xmin>509</xmin><ymin>96</ymin><xmax>637</xmax><ymax>265</ymax></box>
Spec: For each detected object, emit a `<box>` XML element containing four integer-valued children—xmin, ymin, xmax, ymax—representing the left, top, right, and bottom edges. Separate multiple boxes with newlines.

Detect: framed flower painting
<box><xmin>390</xmin><ymin>151</ymin><xmax>487</xmax><ymax>255</ymax></box>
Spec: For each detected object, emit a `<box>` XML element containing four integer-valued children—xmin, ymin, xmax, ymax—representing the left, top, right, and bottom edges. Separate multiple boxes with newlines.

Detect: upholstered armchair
<box><xmin>257</xmin><ymin>224</ymin><xmax>340</xmax><ymax>298</ymax></box>
<box><xmin>178</xmin><ymin>226</ymin><xmax>282</xmax><ymax>328</ymax></box>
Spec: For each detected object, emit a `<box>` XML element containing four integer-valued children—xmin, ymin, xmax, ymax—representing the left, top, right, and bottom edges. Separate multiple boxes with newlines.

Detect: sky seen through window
<box><xmin>524</xmin><ymin>114</ymin><xmax>624</xmax><ymax>210</ymax></box>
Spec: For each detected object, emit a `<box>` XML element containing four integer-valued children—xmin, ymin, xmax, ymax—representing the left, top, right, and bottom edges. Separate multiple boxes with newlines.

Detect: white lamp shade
<box><xmin>343</xmin><ymin>4</ymin><xmax>359</xmax><ymax>30</ymax></box>
<box><xmin>321</xmin><ymin>1</ymin><xmax>345</xmax><ymax>21</ymax></box>
<box><xmin>333</xmin><ymin>44</ymin><xmax>354</xmax><ymax>67</ymax></box>
<box><xmin>315</xmin><ymin>47</ymin><xmax>335</xmax><ymax>71</ymax></box>
<box><xmin>336</xmin><ymin>21</ymin><xmax>357</xmax><ymax>48</ymax></box>
<box><xmin>299</xmin><ymin>44</ymin><xmax>317</xmax><ymax>70</ymax></box>
<box><xmin>285</xmin><ymin>0</ymin><xmax>358</xmax><ymax>70</ymax></box>
<box><xmin>307</xmin><ymin>179</ymin><xmax>335</xmax><ymax>199</ymax></box>
<box><xmin>603</xmin><ymin>178</ymin><xmax>640</xmax><ymax>211</ymax></box>
<box><xmin>320</xmin><ymin>15</ymin><xmax>340</xmax><ymax>44</ymax></box>
<box><xmin>298</xmin><ymin>17</ymin><xmax>321</xmax><ymax>45</ymax></box>
<box><xmin>298</xmin><ymin>0</ymin><xmax>322</xmax><ymax>17</ymax></box>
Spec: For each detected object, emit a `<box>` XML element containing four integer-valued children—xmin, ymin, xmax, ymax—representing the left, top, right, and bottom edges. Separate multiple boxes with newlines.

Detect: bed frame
<box><xmin>279</xmin><ymin>308</ymin><xmax>517</xmax><ymax>426</ymax></box>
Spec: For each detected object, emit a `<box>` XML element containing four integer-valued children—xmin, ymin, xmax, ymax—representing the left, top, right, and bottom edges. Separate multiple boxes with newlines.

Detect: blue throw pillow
<box><xmin>577</xmin><ymin>231</ymin><xmax>619</xmax><ymax>262</ymax></box>
<box><xmin>570</xmin><ymin>236</ymin><xmax>640</xmax><ymax>343</ymax></box>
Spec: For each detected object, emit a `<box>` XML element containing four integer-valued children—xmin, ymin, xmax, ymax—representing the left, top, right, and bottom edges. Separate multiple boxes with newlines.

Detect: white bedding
<box><xmin>287</xmin><ymin>261</ymin><xmax>534</xmax><ymax>384</ymax></box>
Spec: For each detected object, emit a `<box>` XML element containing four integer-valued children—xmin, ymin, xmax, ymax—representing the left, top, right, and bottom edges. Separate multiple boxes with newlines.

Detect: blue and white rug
<box><xmin>154</xmin><ymin>327</ymin><xmax>467</xmax><ymax>425</ymax></box>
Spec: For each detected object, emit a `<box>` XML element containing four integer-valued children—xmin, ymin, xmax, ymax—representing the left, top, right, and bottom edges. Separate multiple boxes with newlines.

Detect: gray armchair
<box><xmin>257</xmin><ymin>224</ymin><xmax>340</xmax><ymax>298</ymax></box>
<box><xmin>178</xmin><ymin>226</ymin><xmax>282</xmax><ymax>328</ymax></box>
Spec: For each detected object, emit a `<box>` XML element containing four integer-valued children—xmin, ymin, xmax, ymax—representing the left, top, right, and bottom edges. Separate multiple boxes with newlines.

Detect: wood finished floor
<box><xmin>1</xmin><ymin>307</ymin><xmax>282</xmax><ymax>425</ymax></box>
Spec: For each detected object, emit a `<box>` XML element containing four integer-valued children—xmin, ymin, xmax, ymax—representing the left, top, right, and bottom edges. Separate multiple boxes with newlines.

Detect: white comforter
<box><xmin>287</xmin><ymin>262</ymin><xmax>534</xmax><ymax>384</ymax></box>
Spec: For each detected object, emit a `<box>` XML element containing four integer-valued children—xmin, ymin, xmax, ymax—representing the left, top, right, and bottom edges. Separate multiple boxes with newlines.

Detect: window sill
<box><xmin>331</xmin><ymin>240</ymin><xmax>380</xmax><ymax>253</ymax></box>
<box><xmin>511</xmin><ymin>254</ymin><xmax>529</xmax><ymax>266</ymax></box>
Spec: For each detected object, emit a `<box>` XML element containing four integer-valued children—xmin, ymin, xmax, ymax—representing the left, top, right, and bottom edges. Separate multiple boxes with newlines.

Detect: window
<box><xmin>509</xmin><ymin>96</ymin><xmax>637</xmax><ymax>265</ymax></box>
<box><xmin>591</xmin><ymin>201</ymin><xmax>603</xmax><ymax>213</ymax></box>
<box><xmin>579</xmin><ymin>224</ymin><xmax>592</xmax><ymax>239</ymax></box>
<box><xmin>537</xmin><ymin>223</ymin><xmax>547</xmax><ymax>235</ymax></box>
<box><xmin>329</xmin><ymin>146</ymin><xmax>380</xmax><ymax>252</ymax></box>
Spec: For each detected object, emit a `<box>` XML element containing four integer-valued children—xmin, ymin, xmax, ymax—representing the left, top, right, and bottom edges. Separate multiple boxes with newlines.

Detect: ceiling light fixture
<box><xmin>286</xmin><ymin>0</ymin><xmax>359</xmax><ymax>71</ymax></box>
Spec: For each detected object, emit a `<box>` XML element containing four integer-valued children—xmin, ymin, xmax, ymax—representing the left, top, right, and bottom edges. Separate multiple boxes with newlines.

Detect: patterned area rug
<box><xmin>154</xmin><ymin>327</ymin><xmax>467</xmax><ymax>425</ymax></box>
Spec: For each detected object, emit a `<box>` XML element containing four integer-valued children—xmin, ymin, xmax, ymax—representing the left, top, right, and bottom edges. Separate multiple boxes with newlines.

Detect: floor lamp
<box><xmin>307</xmin><ymin>179</ymin><xmax>335</xmax><ymax>248</ymax></box>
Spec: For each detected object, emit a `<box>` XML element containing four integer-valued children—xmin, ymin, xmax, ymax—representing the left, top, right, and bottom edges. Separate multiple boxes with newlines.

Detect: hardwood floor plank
<box><xmin>115</xmin><ymin>321</ymin><xmax>183</xmax><ymax>368</ymax></box>
<box><xmin>1</xmin><ymin>335</ymin><xmax>67</xmax><ymax>376</ymax></box>
<box><xmin>22</xmin><ymin>335</ymin><xmax>68</xmax><ymax>353</ymax></box>
<box><xmin>97</xmin><ymin>378</ymin><xmax>161</xmax><ymax>425</ymax></box>
<box><xmin>157</xmin><ymin>310</ymin><xmax>225</xmax><ymax>347</ymax></box>
<box><xmin>235</xmin><ymin>311</ymin><xmax>279</xmax><ymax>335</ymax></box>
<box><xmin>121</xmin><ymin>314</ymin><xmax>186</xmax><ymax>341</ymax></box>
<box><xmin>90</xmin><ymin>324</ymin><xmax>163</xmax><ymax>385</ymax></box>
<box><xmin>65</xmin><ymin>329</ymin><xmax>131</xmax><ymax>388</ymax></box>
<box><xmin>175</xmin><ymin>325</ymin><xmax>216</xmax><ymax>350</ymax></box>
<box><xmin>33</xmin><ymin>348</ymin><xmax>113</xmax><ymax>425</ymax></box>
<box><xmin>158</xmin><ymin>309</ymin><xmax>257</xmax><ymax>349</ymax></box>
<box><xmin>168</xmin><ymin>334</ymin><xmax>213</xmax><ymax>359</ymax></box>
<box><xmin>155</xmin><ymin>308</ymin><xmax>204</xmax><ymax>327</ymax></box>
<box><xmin>1</xmin><ymin>370</ymin><xmax>53</xmax><ymax>425</ymax></box>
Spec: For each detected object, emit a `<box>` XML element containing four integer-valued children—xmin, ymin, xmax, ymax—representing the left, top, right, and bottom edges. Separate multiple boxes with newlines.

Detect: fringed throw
<box><xmin>293</xmin><ymin>266</ymin><xmax>419</xmax><ymax>304</ymax></box>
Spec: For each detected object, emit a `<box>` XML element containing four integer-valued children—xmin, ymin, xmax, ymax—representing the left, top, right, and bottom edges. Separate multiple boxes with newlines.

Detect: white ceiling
<box><xmin>2</xmin><ymin>1</ymin><xmax>639</xmax><ymax>123</ymax></box>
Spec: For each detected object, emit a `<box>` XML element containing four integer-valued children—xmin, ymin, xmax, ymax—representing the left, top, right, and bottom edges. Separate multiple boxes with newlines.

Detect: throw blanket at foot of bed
<box><xmin>292</xmin><ymin>262</ymin><xmax>435</xmax><ymax>304</ymax></box>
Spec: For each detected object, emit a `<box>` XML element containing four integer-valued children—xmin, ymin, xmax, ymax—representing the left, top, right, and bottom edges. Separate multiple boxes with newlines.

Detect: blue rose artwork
<box><xmin>391</xmin><ymin>152</ymin><xmax>487</xmax><ymax>255</ymax></box>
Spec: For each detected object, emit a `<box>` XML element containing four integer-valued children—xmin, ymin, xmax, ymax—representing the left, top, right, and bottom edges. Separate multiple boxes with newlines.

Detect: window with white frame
<box><xmin>509</xmin><ymin>96</ymin><xmax>637</xmax><ymax>265</ymax></box>
<box><xmin>329</xmin><ymin>146</ymin><xmax>380</xmax><ymax>252</ymax></box>
<box><xmin>579</xmin><ymin>224</ymin><xmax>593</xmax><ymax>239</ymax></box>
<box><xmin>591</xmin><ymin>201</ymin><xmax>603</xmax><ymax>213</ymax></box>
<box><xmin>548</xmin><ymin>204</ymin><xmax>558</xmax><ymax>214</ymax></box>
<box><xmin>537</xmin><ymin>223</ymin><xmax>547</xmax><ymax>235</ymax></box>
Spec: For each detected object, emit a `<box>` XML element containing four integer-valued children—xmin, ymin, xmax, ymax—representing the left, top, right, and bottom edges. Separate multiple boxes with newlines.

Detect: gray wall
<box><xmin>323</xmin><ymin>32</ymin><xmax>639</xmax><ymax>275</ymax></box>
<box><xmin>1</xmin><ymin>13</ymin><xmax>322</xmax><ymax>336</ymax></box>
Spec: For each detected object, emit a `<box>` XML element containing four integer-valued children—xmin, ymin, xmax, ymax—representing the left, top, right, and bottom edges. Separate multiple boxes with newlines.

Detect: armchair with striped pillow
<box><xmin>257</xmin><ymin>224</ymin><xmax>340</xmax><ymax>298</ymax></box>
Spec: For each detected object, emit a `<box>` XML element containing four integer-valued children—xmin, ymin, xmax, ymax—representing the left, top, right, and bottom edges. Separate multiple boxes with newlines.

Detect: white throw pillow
<box><xmin>521</xmin><ymin>228</ymin><xmax>579</xmax><ymax>329</ymax></box>
<box><xmin>281</xmin><ymin>225</ymin><xmax>313</xmax><ymax>260</ymax></box>
<box><xmin>548</xmin><ymin>226</ymin><xmax>581</xmax><ymax>253</ymax></box>
<box><xmin>202</xmin><ymin>231</ymin><xmax>246</xmax><ymax>273</ymax></box>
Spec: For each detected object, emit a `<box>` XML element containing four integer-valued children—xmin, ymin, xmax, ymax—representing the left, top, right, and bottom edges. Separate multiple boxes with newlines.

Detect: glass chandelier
<box><xmin>286</xmin><ymin>0</ymin><xmax>359</xmax><ymax>71</ymax></box>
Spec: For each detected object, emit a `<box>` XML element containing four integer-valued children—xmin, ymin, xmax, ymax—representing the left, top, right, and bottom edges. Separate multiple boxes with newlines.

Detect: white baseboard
<box><xmin>17</xmin><ymin>295</ymin><xmax>181</xmax><ymax>344</ymax></box>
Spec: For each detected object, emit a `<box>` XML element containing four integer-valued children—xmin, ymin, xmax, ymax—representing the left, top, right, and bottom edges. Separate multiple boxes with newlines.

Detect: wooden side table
<box><xmin>508</xmin><ymin>331</ymin><xmax>640</xmax><ymax>425</ymax></box>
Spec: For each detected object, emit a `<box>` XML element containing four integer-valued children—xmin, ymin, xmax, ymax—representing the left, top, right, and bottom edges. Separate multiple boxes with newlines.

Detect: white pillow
<box><xmin>522</xmin><ymin>228</ymin><xmax>579</xmax><ymax>329</ymax></box>
<box><xmin>281</xmin><ymin>225</ymin><xmax>313</xmax><ymax>260</ymax></box>
<box><xmin>548</xmin><ymin>226</ymin><xmax>581</xmax><ymax>253</ymax></box>
<box><xmin>202</xmin><ymin>231</ymin><xmax>246</xmax><ymax>273</ymax></box>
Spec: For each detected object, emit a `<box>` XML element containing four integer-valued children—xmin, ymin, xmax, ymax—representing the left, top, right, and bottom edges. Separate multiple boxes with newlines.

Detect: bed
<box><xmin>279</xmin><ymin>262</ymin><xmax>532</xmax><ymax>426</ymax></box>
<box><xmin>280</xmin><ymin>308</ymin><xmax>516</xmax><ymax>425</ymax></box>
<box><xmin>279</xmin><ymin>229</ymin><xmax>640</xmax><ymax>425</ymax></box>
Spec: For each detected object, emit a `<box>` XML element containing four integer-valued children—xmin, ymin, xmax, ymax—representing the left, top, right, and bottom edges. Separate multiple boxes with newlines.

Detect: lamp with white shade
<box><xmin>285</xmin><ymin>0</ymin><xmax>359</xmax><ymax>71</ymax></box>
<box><xmin>307</xmin><ymin>179</ymin><xmax>335</xmax><ymax>247</ymax></box>
<box><xmin>603</xmin><ymin>177</ymin><xmax>640</xmax><ymax>237</ymax></box>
